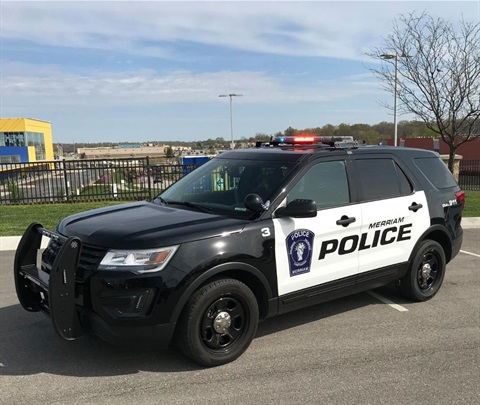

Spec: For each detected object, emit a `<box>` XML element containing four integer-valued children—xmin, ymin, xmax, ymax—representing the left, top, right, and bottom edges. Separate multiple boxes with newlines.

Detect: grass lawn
<box><xmin>464</xmin><ymin>190</ymin><xmax>480</xmax><ymax>217</ymax></box>
<box><xmin>0</xmin><ymin>201</ymin><xmax>128</xmax><ymax>236</ymax></box>
<box><xmin>0</xmin><ymin>190</ymin><xmax>478</xmax><ymax>236</ymax></box>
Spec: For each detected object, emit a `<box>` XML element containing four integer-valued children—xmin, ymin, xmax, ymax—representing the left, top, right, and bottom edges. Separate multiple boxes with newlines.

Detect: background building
<box><xmin>383</xmin><ymin>137</ymin><xmax>480</xmax><ymax>160</ymax></box>
<box><xmin>77</xmin><ymin>145</ymin><xmax>169</xmax><ymax>159</ymax></box>
<box><xmin>76</xmin><ymin>144</ymin><xmax>194</xmax><ymax>159</ymax></box>
<box><xmin>0</xmin><ymin>118</ymin><xmax>54</xmax><ymax>163</ymax></box>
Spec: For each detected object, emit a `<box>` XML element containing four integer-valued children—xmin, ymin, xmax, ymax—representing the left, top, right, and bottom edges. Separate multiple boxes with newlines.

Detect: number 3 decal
<box><xmin>261</xmin><ymin>228</ymin><xmax>271</xmax><ymax>237</ymax></box>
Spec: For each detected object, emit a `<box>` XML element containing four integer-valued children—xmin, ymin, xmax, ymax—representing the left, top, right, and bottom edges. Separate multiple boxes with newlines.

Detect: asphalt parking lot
<box><xmin>0</xmin><ymin>229</ymin><xmax>478</xmax><ymax>405</ymax></box>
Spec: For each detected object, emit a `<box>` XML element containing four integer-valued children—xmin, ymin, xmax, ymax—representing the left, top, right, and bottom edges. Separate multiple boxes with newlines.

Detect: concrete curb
<box><xmin>462</xmin><ymin>217</ymin><xmax>480</xmax><ymax>229</ymax></box>
<box><xmin>0</xmin><ymin>236</ymin><xmax>49</xmax><ymax>252</ymax></box>
<box><xmin>1</xmin><ymin>217</ymin><xmax>478</xmax><ymax>252</ymax></box>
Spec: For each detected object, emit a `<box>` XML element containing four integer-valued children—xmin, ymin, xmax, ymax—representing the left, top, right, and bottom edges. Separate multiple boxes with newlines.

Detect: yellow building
<box><xmin>0</xmin><ymin>118</ymin><xmax>54</xmax><ymax>163</ymax></box>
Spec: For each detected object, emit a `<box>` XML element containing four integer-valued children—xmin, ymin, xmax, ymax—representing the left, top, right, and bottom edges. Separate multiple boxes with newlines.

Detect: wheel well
<box><xmin>422</xmin><ymin>230</ymin><xmax>452</xmax><ymax>263</ymax></box>
<box><xmin>200</xmin><ymin>270</ymin><xmax>270</xmax><ymax>320</ymax></box>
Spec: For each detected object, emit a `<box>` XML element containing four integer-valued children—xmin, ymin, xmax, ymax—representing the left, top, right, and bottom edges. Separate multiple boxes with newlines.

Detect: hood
<box><xmin>57</xmin><ymin>201</ymin><xmax>246</xmax><ymax>249</ymax></box>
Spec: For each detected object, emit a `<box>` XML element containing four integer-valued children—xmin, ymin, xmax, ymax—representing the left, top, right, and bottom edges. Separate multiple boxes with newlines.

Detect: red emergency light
<box><xmin>293</xmin><ymin>136</ymin><xmax>315</xmax><ymax>144</ymax></box>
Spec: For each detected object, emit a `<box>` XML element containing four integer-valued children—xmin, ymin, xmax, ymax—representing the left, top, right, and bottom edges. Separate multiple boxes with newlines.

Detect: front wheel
<box><xmin>176</xmin><ymin>278</ymin><xmax>259</xmax><ymax>367</ymax></box>
<box><xmin>400</xmin><ymin>240</ymin><xmax>446</xmax><ymax>301</ymax></box>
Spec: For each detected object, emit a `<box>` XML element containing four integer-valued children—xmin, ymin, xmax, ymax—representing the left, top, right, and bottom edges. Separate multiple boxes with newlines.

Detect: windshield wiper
<box><xmin>163</xmin><ymin>200</ymin><xmax>213</xmax><ymax>213</ymax></box>
<box><xmin>154</xmin><ymin>196</ymin><xmax>168</xmax><ymax>205</ymax></box>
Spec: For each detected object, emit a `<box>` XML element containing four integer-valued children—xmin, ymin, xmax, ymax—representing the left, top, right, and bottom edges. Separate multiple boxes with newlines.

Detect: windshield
<box><xmin>156</xmin><ymin>157</ymin><xmax>296</xmax><ymax>217</ymax></box>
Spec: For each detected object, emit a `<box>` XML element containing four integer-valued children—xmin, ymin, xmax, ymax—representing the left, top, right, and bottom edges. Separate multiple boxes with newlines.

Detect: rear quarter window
<box><xmin>414</xmin><ymin>157</ymin><xmax>458</xmax><ymax>189</ymax></box>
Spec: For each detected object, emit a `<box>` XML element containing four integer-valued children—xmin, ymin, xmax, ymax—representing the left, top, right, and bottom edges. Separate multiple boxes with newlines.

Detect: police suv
<box><xmin>15</xmin><ymin>136</ymin><xmax>464</xmax><ymax>367</ymax></box>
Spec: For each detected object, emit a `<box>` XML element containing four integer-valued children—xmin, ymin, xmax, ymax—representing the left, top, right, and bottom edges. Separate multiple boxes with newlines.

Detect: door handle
<box><xmin>336</xmin><ymin>215</ymin><xmax>356</xmax><ymax>227</ymax></box>
<box><xmin>408</xmin><ymin>202</ymin><xmax>423</xmax><ymax>212</ymax></box>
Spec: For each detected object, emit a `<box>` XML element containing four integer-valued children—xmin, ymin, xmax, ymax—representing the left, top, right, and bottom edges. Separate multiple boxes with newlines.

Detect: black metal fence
<box><xmin>459</xmin><ymin>160</ymin><xmax>480</xmax><ymax>191</ymax></box>
<box><xmin>0</xmin><ymin>158</ymin><xmax>201</xmax><ymax>205</ymax></box>
<box><xmin>1</xmin><ymin>157</ymin><xmax>478</xmax><ymax>205</ymax></box>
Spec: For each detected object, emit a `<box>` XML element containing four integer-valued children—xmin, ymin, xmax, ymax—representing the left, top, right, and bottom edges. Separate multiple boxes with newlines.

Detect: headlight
<box><xmin>98</xmin><ymin>246</ymin><xmax>179</xmax><ymax>273</ymax></box>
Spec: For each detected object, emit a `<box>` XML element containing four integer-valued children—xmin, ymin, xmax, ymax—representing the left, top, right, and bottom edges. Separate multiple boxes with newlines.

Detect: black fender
<box><xmin>408</xmin><ymin>224</ymin><xmax>454</xmax><ymax>264</ymax></box>
<box><xmin>169</xmin><ymin>261</ymin><xmax>274</xmax><ymax>324</ymax></box>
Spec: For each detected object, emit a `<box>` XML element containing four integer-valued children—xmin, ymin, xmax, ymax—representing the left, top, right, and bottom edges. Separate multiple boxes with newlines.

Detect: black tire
<box><xmin>400</xmin><ymin>240</ymin><xmax>446</xmax><ymax>302</ymax></box>
<box><xmin>176</xmin><ymin>278</ymin><xmax>259</xmax><ymax>367</ymax></box>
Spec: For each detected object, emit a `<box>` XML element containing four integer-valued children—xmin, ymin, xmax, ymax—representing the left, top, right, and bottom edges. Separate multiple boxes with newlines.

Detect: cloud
<box><xmin>0</xmin><ymin>61</ymin><xmax>383</xmax><ymax>110</ymax></box>
<box><xmin>1</xmin><ymin>1</ymin><xmax>476</xmax><ymax>60</ymax></box>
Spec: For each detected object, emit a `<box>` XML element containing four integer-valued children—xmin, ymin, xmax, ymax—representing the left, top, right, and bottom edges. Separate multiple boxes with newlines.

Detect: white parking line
<box><xmin>460</xmin><ymin>250</ymin><xmax>480</xmax><ymax>258</ymax></box>
<box><xmin>367</xmin><ymin>291</ymin><xmax>409</xmax><ymax>312</ymax></box>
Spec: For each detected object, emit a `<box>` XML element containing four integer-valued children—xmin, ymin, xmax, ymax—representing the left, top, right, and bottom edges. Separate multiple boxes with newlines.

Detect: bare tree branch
<box><xmin>368</xmin><ymin>12</ymin><xmax>480</xmax><ymax>171</ymax></box>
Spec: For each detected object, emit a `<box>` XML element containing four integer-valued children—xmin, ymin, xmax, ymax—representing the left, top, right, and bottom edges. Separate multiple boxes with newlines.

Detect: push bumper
<box><xmin>14</xmin><ymin>222</ymin><xmax>84</xmax><ymax>340</ymax></box>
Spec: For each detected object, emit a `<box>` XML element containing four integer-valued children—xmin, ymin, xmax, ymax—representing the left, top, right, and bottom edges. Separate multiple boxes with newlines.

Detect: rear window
<box><xmin>414</xmin><ymin>157</ymin><xmax>458</xmax><ymax>189</ymax></box>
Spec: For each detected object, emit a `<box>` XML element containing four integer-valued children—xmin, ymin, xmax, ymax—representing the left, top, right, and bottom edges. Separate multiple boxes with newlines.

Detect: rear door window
<box><xmin>355</xmin><ymin>158</ymin><xmax>413</xmax><ymax>201</ymax></box>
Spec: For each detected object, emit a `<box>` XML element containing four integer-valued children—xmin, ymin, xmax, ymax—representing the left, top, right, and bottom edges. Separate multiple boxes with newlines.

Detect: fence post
<box><xmin>440</xmin><ymin>154</ymin><xmax>463</xmax><ymax>183</ymax></box>
<box><xmin>146</xmin><ymin>156</ymin><xmax>152</xmax><ymax>199</ymax></box>
<box><xmin>62</xmin><ymin>159</ymin><xmax>70</xmax><ymax>202</ymax></box>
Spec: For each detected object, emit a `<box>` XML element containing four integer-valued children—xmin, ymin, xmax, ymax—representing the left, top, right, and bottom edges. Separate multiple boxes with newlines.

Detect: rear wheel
<box><xmin>176</xmin><ymin>278</ymin><xmax>259</xmax><ymax>367</ymax></box>
<box><xmin>400</xmin><ymin>240</ymin><xmax>446</xmax><ymax>301</ymax></box>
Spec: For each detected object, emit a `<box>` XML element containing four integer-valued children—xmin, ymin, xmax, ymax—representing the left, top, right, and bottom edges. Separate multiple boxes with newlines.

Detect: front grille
<box><xmin>78</xmin><ymin>244</ymin><xmax>107</xmax><ymax>279</ymax></box>
<box><xmin>42</xmin><ymin>239</ymin><xmax>107</xmax><ymax>281</ymax></box>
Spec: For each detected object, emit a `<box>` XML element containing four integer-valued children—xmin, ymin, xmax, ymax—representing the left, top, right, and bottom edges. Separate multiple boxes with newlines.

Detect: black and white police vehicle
<box><xmin>15</xmin><ymin>136</ymin><xmax>464</xmax><ymax>366</ymax></box>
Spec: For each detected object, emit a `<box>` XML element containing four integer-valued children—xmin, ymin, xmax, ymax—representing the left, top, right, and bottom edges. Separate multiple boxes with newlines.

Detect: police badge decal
<box><xmin>286</xmin><ymin>229</ymin><xmax>314</xmax><ymax>277</ymax></box>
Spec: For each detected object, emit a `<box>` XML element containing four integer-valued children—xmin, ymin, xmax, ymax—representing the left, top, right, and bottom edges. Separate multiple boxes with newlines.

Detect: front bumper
<box><xmin>14</xmin><ymin>223</ymin><xmax>176</xmax><ymax>348</ymax></box>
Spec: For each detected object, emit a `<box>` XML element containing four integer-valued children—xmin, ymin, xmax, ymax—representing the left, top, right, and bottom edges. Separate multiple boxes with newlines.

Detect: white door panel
<box><xmin>358</xmin><ymin>191</ymin><xmax>430</xmax><ymax>273</ymax></box>
<box><xmin>274</xmin><ymin>205</ymin><xmax>362</xmax><ymax>296</ymax></box>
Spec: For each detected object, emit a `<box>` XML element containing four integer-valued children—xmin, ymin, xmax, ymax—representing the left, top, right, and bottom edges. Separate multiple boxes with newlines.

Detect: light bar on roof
<box><xmin>293</xmin><ymin>136</ymin><xmax>315</xmax><ymax>144</ymax></box>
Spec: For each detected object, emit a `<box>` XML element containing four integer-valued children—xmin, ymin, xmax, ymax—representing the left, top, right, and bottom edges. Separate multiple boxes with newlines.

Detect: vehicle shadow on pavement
<box><xmin>256</xmin><ymin>291</ymin><xmax>375</xmax><ymax>338</ymax></box>
<box><xmin>0</xmin><ymin>287</ymin><xmax>406</xmax><ymax>377</ymax></box>
<box><xmin>0</xmin><ymin>303</ymin><xmax>197</xmax><ymax>376</ymax></box>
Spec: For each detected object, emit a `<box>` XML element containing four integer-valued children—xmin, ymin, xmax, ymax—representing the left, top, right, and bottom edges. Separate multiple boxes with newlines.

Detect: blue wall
<box><xmin>0</xmin><ymin>146</ymin><xmax>30</xmax><ymax>162</ymax></box>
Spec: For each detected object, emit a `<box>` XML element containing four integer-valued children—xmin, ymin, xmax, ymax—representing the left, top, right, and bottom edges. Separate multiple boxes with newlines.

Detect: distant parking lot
<box><xmin>0</xmin><ymin>229</ymin><xmax>478</xmax><ymax>405</ymax></box>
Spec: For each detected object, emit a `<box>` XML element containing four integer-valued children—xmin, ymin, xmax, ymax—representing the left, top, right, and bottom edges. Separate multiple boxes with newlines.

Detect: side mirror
<box><xmin>275</xmin><ymin>199</ymin><xmax>317</xmax><ymax>218</ymax></box>
<box><xmin>244</xmin><ymin>193</ymin><xmax>265</xmax><ymax>212</ymax></box>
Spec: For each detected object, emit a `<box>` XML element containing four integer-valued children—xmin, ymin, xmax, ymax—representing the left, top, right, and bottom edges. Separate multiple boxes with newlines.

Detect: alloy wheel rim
<box><xmin>200</xmin><ymin>296</ymin><xmax>247</xmax><ymax>352</ymax></box>
<box><xmin>417</xmin><ymin>250</ymin><xmax>440</xmax><ymax>291</ymax></box>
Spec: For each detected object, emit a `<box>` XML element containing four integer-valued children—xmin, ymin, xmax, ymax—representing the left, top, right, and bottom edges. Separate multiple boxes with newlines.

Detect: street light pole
<box><xmin>381</xmin><ymin>53</ymin><xmax>399</xmax><ymax>146</ymax></box>
<box><xmin>381</xmin><ymin>53</ymin><xmax>410</xmax><ymax>146</ymax></box>
<box><xmin>219</xmin><ymin>93</ymin><xmax>243</xmax><ymax>150</ymax></box>
<box><xmin>393</xmin><ymin>54</ymin><xmax>398</xmax><ymax>147</ymax></box>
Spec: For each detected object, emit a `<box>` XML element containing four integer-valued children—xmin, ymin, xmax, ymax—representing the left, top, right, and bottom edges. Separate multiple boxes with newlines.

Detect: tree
<box><xmin>372</xmin><ymin>121</ymin><xmax>394</xmax><ymax>139</ymax></box>
<box><xmin>303</xmin><ymin>127</ymin><xmax>323</xmax><ymax>136</ymax></box>
<box><xmin>215</xmin><ymin>137</ymin><xmax>226</xmax><ymax>146</ymax></box>
<box><xmin>321</xmin><ymin>124</ymin><xmax>337</xmax><ymax>137</ymax></box>
<box><xmin>350</xmin><ymin>123</ymin><xmax>383</xmax><ymax>145</ymax></box>
<box><xmin>165</xmin><ymin>146</ymin><xmax>174</xmax><ymax>158</ymax></box>
<box><xmin>336</xmin><ymin>123</ymin><xmax>352</xmax><ymax>138</ymax></box>
<box><xmin>283</xmin><ymin>126</ymin><xmax>297</xmax><ymax>137</ymax></box>
<box><xmin>253</xmin><ymin>133</ymin><xmax>271</xmax><ymax>142</ymax></box>
<box><xmin>370</xmin><ymin>12</ymin><xmax>480</xmax><ymax>171</ymax></box>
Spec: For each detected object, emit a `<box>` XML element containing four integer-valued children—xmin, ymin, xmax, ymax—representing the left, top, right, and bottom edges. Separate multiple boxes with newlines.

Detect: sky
<box><xmin>1</xmin><ymin>0</ymin><xmax>479</xmax><ymax>144</ymax></box>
